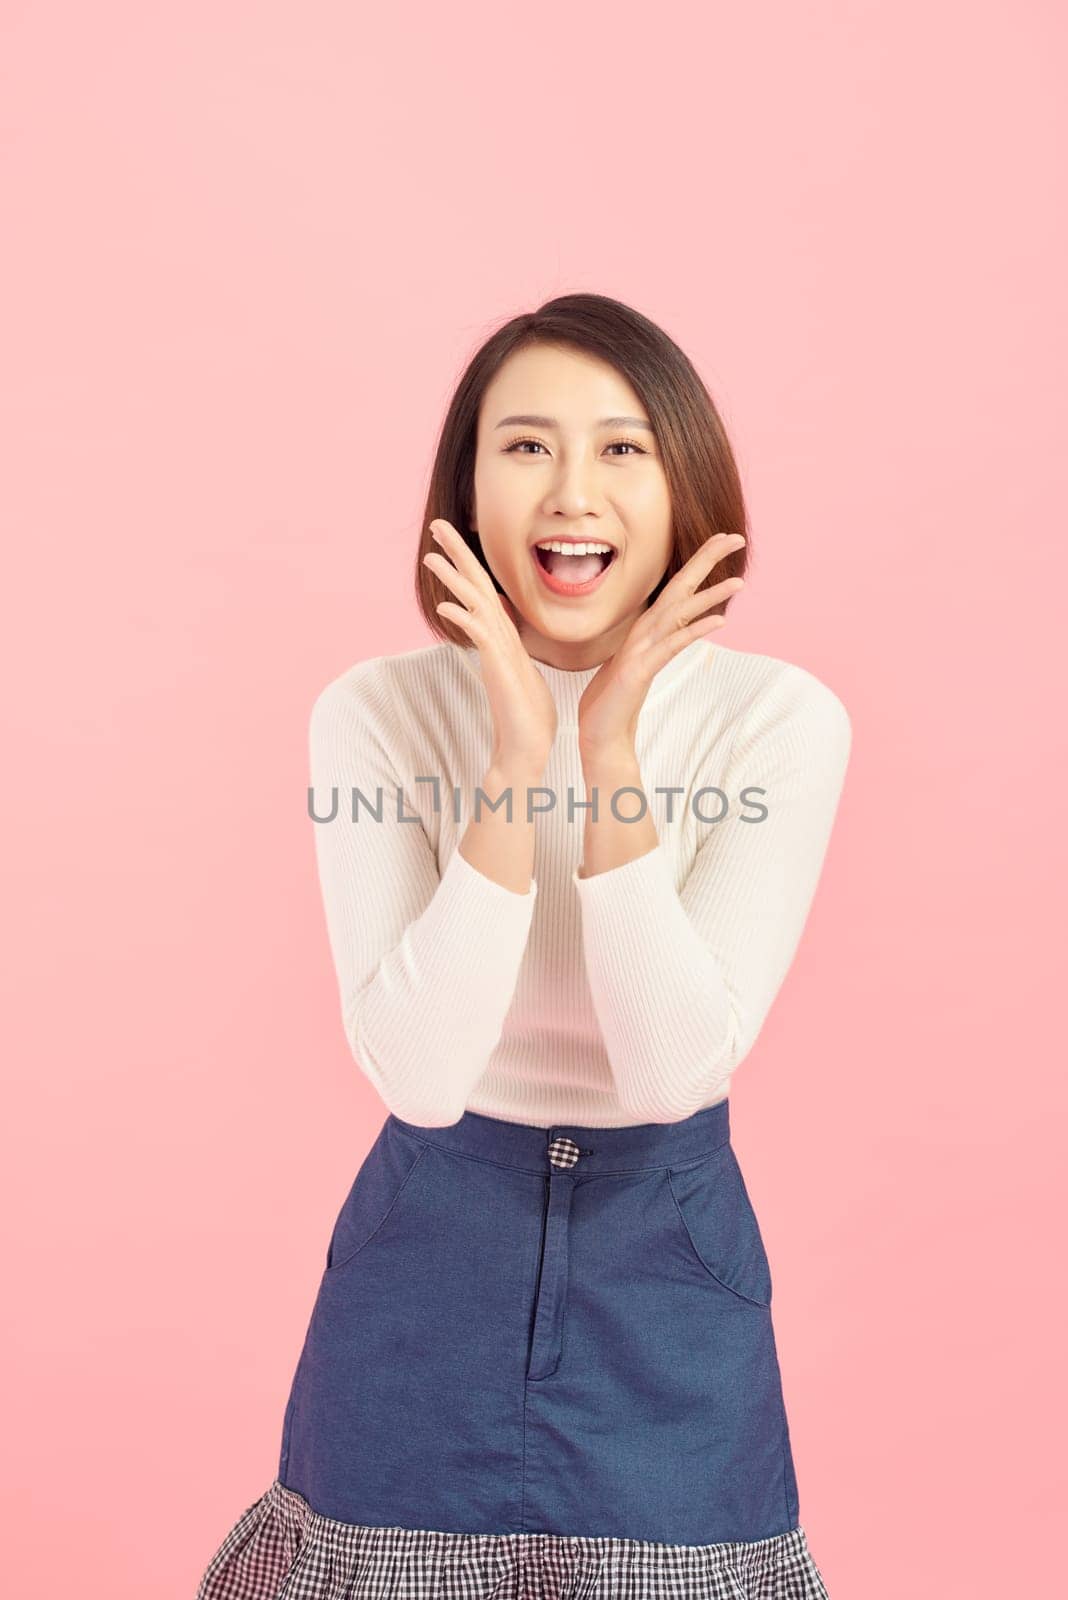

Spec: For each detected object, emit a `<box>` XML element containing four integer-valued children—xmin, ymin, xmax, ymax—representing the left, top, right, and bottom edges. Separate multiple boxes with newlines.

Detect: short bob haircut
<box><xmin>414</xmin><ymin>292</ymin><xmax>751</xmax><ymax>647</ymax></box>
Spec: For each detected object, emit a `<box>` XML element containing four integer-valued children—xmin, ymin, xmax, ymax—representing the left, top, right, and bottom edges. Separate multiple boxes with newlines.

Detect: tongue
<box><xmin>545</xmin><ymin>551</ymin><xmax>603</xmax><ymax>584</ymax></box>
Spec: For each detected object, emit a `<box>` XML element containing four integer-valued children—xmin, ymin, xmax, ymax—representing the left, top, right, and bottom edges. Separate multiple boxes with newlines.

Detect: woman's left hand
<box><xmin>576</xmin><ymin>532</ymin><xmax>746</xmax><ymax>762</ymax></box>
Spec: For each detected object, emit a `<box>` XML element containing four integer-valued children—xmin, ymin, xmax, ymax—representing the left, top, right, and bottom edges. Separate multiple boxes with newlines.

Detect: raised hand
<box><xmin>423</xmin><ymin>520</ymin><xmax>558</xmax><ymax>775</ymax></box>
<box><xmin>575</xmin><ymin>532</ymin><xmax>746</xmax><ymax>761</ymax></box>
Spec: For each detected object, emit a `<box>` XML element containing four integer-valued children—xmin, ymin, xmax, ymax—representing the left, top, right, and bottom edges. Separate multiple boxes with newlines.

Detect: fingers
<box><xmin>428</xmin><ymin>520</ymin><xmax>497</xmax><ymax>595</ymax></box>
<box><xmin>423</xmin><ymin>548</ymin><xmax>487</xmax><ymax>615</ymax></box>
<box><xmin>636</xmin><ymin>536</ymin><xmax>745</xmax><ymax>671</ymax></box>
<box><xmin>642</xmin><ymin>532</ymin><xmax>745</xmax><ymax>646</ymax></box>
<box><xmin>434</xmin><ymin>599</ymin><xmax>476</xmax><ymax>636</ymax></box>
<box><xmin>423</xmin><ymin>520</ymin><xmax>498</xmax><ymax>615</ymax></box>
<box><xmin>645</xmin><ymin>609</ymin><xmax>728</xmax><ymax>672</ymax></box>
<box><xmin>424</xmin><ymin>520</ymin><xmax>512</xmax><ymax>645</ymax></box>
<box><xmin>672</xmin><ymin>570</ymin><xmax>745</xmax><ymax>628</ymax></box>
<box><xmin>663</xmin><ymin>532</ymin><xmax>746</xmax><ymax>599</ymax></box>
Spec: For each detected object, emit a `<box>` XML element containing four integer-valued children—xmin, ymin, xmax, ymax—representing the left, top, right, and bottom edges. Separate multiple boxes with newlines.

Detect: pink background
<box><xmin>3</xmin><ymin>4</ymin><xmax>1065</xmax><ymax>1595</ymax></box>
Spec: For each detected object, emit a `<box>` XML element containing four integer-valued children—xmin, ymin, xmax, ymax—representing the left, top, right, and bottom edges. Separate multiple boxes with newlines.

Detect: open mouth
<box><xmin>534</xmin><ymin>546</ymin><xmax>616</xmax><ymax>574</ymax></box>
<box><xmin>532</xmin><ymin>541</ymin><xmax>618</xmax><ymax>591</ymax></box>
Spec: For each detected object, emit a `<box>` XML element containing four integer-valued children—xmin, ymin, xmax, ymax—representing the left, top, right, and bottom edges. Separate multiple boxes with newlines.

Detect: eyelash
<box><xmin>502</xmin><ymin>436</ymin><xmax>649</xmax><ymax>457</ymax></box>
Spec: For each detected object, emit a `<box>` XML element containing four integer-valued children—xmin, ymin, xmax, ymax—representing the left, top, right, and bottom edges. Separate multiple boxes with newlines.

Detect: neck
<box><xmin>515</xmin><ymin>620</ymin><xmax>637</xmax><ymax>675</ymax></box>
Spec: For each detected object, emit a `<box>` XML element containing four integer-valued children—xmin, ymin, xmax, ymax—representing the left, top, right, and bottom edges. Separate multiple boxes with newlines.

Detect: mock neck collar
<box><xmin>456</xmin><ymin>638</ymin><xmax>718</xmax><ymax>725</ymax></box>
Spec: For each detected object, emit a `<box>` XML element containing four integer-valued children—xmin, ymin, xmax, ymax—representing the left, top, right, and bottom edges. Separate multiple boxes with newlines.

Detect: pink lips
<box><xmin>530</xmin><ymin>545</ymin><xmax>617</xmax><ymax>598</ymax></box>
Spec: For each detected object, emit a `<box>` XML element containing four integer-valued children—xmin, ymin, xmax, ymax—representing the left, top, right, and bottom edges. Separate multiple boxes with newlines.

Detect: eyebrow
<box><xmin>494</xmin><ymin>414</ymin><xmax>655</xmax><ymax>432</ymax></box>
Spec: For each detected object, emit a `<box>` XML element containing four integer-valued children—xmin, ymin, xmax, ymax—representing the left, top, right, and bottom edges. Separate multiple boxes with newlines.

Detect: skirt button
<box><xmin>547</xmin><ymin>1134</ymin><xmax>582</xmax><ymax>1170</ymax></box>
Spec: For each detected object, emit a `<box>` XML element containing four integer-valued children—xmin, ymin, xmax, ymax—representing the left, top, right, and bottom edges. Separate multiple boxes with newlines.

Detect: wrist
<box><xmin>579</xmin><ymin>740</ymin><xmax>640</xmax><ymax>780</ymax></box>
<box><xmin>485</xmin><ymin>756</ymin><xmax>548</xmax><ymax>791</ymax></box>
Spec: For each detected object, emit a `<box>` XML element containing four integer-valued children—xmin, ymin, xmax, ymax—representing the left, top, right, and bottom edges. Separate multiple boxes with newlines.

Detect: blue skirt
<box><xmin>196</xmin><ymin>1101</ymin><xmax>830</xmax><ymax>1598</ymax></box>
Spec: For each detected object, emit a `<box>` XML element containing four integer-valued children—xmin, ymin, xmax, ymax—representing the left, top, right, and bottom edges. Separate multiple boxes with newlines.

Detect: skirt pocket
<box><xmin>666</xmin><ymin>1141</ymin><xmax>774</xmax><ymax>1309</ymax></box>
<box><xmin>323</xmin><ymin>1117</ymin><xmax>429</xmax><ymax>1278</ymax></box>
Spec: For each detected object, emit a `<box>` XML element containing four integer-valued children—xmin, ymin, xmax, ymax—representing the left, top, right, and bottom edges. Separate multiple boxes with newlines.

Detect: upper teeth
<box><xmin>535</xmin><ymin>541</ymin><xmax>614</xmax><ymax>555</ymax></box>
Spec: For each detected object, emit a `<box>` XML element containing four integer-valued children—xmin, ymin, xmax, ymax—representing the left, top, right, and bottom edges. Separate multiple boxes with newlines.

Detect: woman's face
<box><xmin>471</xmin><ymin>342</ymin><xmax>674</xmax><ymax>669</ymax></box>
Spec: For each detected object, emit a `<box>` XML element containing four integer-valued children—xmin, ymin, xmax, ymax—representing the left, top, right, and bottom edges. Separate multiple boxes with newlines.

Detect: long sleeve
<box><xmin>309</xmin><ymin>668</ymin><xmax>538</xmax><ymax>1127</ymax></box>
<box><xmin>571</xmin><ymin>664</ymin><xmax>852</xmax><ymax>1121</ymax></box>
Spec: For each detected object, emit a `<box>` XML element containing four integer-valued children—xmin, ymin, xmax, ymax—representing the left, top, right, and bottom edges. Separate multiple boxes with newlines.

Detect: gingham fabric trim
<box><xmin>196</xmin><ymin>1479</ymin><xmax>831</xmax><ymax>1600</ymax></box>
<box><xmin>546</xmin><ymin>1136</ymin><xmax>582</xmax><ymax>1170</ymax></box>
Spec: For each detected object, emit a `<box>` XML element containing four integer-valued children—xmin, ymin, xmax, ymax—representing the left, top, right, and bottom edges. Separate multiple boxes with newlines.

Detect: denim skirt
<box><xmin>196</xmin><ymin>1099</ymin><xmax>830</xmax><ymax>1599</ymax></box>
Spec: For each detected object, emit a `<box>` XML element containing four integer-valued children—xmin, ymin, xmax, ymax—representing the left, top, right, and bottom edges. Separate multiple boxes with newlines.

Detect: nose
<box><xmin>541</xmin><ymin>452</ymin><xmax>606</xmax><ymax>522</ymax></box>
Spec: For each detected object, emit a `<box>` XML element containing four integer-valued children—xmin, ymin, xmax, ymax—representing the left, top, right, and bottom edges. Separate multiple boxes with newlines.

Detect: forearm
<box><xmin>311</xmin><ymin>681</ymin><xmax>542</xmax><ymax>1127</ymax></box>
<box><xmin>576</xmin><ymin>742</ymin><xmax>659</xmax><ymax>880</ymax></box>
<box><xmin>571</xmin><ymin>673</ymin><xmax>853</xmax><ymax>1122</ymax></box>
<box><xmin>572</xmin><ymin>841</ymin><xmax>739</xmax><ymax>1120</ymax></box>
<box><xmin>358</xmin><ymin>761</ymin><xmax>544</xmax><ymax>1119</ymax></box>
<box><xmin>573</xmin><ymin>743</ymin><xmax>731</xmax><ymax>1117</ymax></box>
<box><xmin>460</xmin><ymin>758</ymin><xmax>546</xmax><ymax>895</ymax></box>
<box><xmin>353</xmin><ymin>758</ymin><xmax>546</xmax><ymax>1120</ymax></box>
<box><xmin>349</xmin><ymin>836</ymin><xmax>541</xmax><ymax>1126</ymax></box>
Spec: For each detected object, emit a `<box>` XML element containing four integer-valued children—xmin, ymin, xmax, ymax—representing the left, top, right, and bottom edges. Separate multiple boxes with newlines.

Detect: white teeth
<box><xmin>535</xmin><ymin>541</ymin><xmax>614</xmax><ymax>556</ymax></box>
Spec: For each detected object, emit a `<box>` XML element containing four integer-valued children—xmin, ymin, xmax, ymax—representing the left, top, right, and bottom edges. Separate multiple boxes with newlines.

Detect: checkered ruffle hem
<box><xmin>196</xmin><ymin>1479</ymin><xmax>831</xmax><ymax>1599</ymax></box>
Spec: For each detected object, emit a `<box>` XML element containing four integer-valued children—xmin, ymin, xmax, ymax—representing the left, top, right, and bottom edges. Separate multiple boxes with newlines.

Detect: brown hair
<box><xmin>414</xmin><ymin>292</ymin><xmax>750</xmax><ymax>646</ymax></box>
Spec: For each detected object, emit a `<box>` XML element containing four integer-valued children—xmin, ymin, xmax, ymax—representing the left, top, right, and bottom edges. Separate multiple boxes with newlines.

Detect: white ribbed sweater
<box><xmin>308</xmin><ymin>637</ymin><xmax>852</xmax><ymax>1130</ymax></box>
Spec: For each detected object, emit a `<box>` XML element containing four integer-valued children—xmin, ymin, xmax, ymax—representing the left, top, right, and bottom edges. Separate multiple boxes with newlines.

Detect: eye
<box><xmin>502</xmin><ymin>437</ymin><xmax>649</xmax><ymax>456</ymax></box>
<box><xmin>502</xmin><ymin>438</ymin><xmax>549</xmax><ymax>454</ymax></box>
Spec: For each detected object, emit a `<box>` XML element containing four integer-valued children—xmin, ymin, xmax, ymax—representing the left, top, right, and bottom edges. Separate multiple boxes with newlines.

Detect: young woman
<box><xmin>196</xmin><ymin>293</ymin><xmax>851</xmax><ymax>1599</ymax></box>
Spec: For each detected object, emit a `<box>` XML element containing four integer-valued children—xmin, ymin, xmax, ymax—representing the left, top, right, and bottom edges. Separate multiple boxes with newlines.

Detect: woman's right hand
<box><xmin>423</xmin><ymin>520</ymin><xmax>557</xmax><ymax>775</ymax></box>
